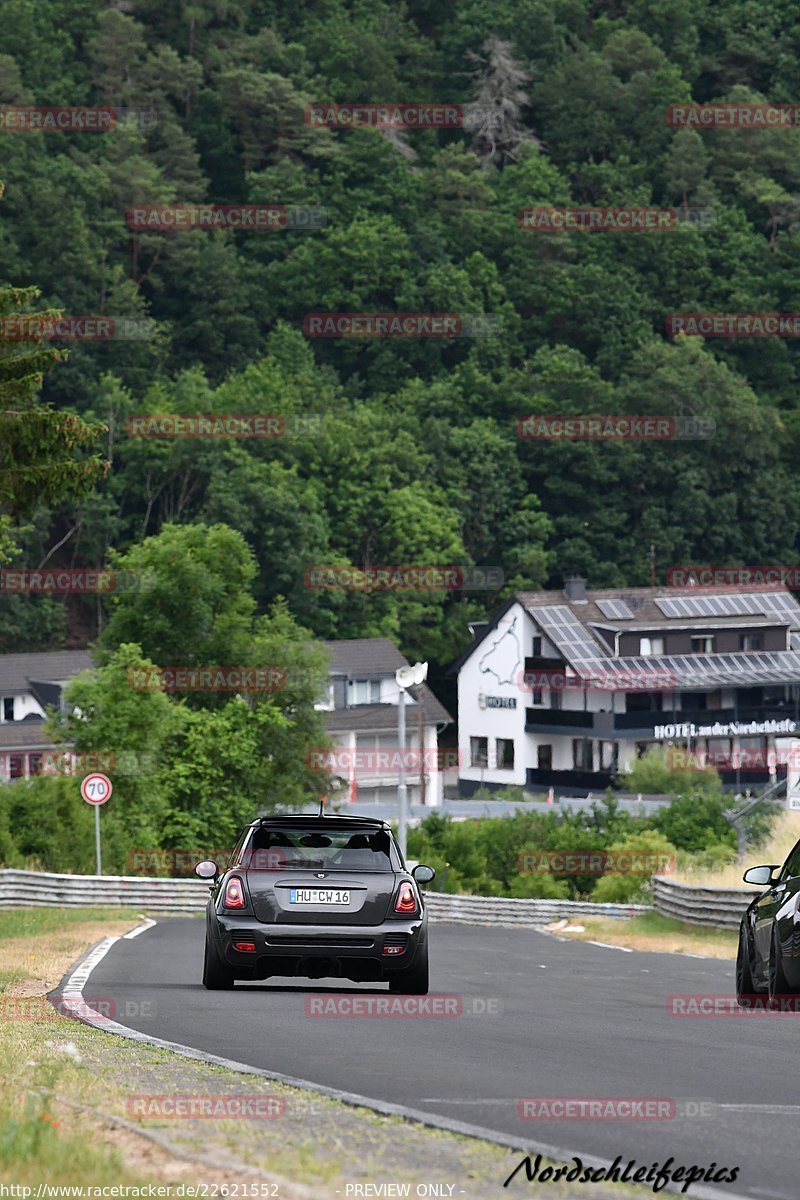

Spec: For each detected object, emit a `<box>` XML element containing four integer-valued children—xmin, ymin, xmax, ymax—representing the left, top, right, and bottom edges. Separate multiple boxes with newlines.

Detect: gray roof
<box><xmin>0</xmin><ymin>650</ymin><xmax>93</xmax><ymax>694</ymax></box>
<box><xmin>323</xmin><ymin>638</ymin><xmax>409</xmax><ymax>676</ymax></box>
<box><xmin>455</xmin><ymin>583</ymin><xmax>800</xmax><ymax>690</ymax></box>
<box><xmin>0</xmin><ymin>719</ymin><xmax>57</xmax><ymax>752</ymax></box>
<box><xmin>517</xmin><ymin>585</ymin><xmax>800</xmax><ymax>633</ymax></box>
<box><xmin>325</xmin><ymin>695</ymin><xmax>452</xmax><ymax>734</ymax></box>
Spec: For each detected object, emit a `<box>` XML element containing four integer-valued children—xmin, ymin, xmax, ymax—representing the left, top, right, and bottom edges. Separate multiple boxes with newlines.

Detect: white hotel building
<box><xmin>455</xmin><ymin>579</ymin><xmax>800</xmax><ymax>797</ymax></box>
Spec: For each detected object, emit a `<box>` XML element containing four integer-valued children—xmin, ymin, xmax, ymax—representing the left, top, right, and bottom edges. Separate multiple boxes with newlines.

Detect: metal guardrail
<box><xmin>0</xmin><ymin>869</ymin><xmax>651</xmax><ymax>925</ymax></box>
<box><xmin>425</xmin><ymin>893</ymin><xmax>651</xmax><ymax>925</ymax></box>
<box><xmin>0</xmin><ymin>868</ymin><xmax>762</xmax><ymax>930</ymax></box>
<box><xmin>652</xmin><ymin>875</ymin><xmax>754</xmax><ymax>929</ymax></box>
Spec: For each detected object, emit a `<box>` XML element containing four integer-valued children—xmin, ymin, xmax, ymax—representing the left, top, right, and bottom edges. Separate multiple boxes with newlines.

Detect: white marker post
<box><xmin>80</xmin><ymin>772</ymin><xmax>112</xmax><ymax>876</ymax></box>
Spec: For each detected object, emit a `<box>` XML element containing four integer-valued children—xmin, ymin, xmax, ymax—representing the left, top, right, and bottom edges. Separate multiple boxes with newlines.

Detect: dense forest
<box><xmin>3</xmin><ymin>0</ymin><xmax>800</xmax><ymax>694</ymax></box>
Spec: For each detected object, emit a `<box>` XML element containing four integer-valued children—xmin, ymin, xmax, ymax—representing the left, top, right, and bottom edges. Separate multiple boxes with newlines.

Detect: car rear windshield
<box><xmin>242</xmin><ymin>826</ymin><xmax>394</xmax><ymax>871</ymax></box>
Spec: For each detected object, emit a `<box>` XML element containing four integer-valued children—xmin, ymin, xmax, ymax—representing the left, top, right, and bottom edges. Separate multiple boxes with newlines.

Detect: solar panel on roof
<box><xmin>613</xmin><ymin>649</ymin><xmax>800</xmax><ymax>688</ymax></box>
<box><xmin>596</xmin><ymin>598</ymin><xmax>635</xmax><ymax>620</ymax></box>
<box><xmin>655</xmin><ymin>594</ymin><xmax>772</xmax><ymax>619</ymax></box>
<box><xmin>533</xmin><ymin>605</ymin><xmax>608</xmax><ymax>663</ymax></box>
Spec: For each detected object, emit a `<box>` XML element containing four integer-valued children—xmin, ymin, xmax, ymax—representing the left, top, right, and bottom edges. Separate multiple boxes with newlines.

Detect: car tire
<box><xmin>388</xmin><ymin>945</ymin><xmax>429</xmax><ymax>995</ymax></box>
<box><xmin>203</xmin><ymin>932</ymin><xmax>235</xmax><ymax>990</ymax></box>
<box><xmin>735</xmin><ymin>925</ymin><xmax>759</xmax><ymax>1008</ymax></box>
<box><xmin>768</xmin><ymin>926</ymin><xmax>794</xmax><ymax>1009</ymax></box>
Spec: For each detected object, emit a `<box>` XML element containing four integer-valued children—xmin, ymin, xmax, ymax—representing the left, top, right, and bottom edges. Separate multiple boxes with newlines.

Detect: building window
<box><xmin>627</xmin><ymin>691</ymin><xmax>663</xmax><ymax>713</ymax></box>
<box><xmin>680</xmin><ymin>691</ymin><xmax>707</xmax><ymax>711</ymax></box>
<box><xmin>470</xmin><ymin>737</ymin><xmax>488</xmax><ymax>768</ymax></box>
<box><xmin>1</xmin><ymin>698</ymin><xmax>12</xmax><ymax>722</ymax></box>
<box><xmin>707</xmin><ymin>737</ymin><xmax>732</xmax><ymax>768</ymax></box>
<box><xmin>496</xmin><ymin>738</ymin><xmax>515</xmax><ymax>770</ymax></box>
<box><xmin>740</xmin><ymin>633</ymin><xmax>763</xmax><ymax>651</ymax></box>
<box><xmin>639</xmin><ymin>636</ymin><xmax>664</xmax><ymax>656</ymax></box>
<box><xmin>691</xmin><ymin>636</ymin><xmax>714</xmax><ymax>654</ymax></box>
<box><xmin>572</xmin><ymin>739</ymin><xmax>593</xmax><ymax>771</ymax></box>
<box><xmin>530</xmin><ymin>688</ymin><xmax>544</xmax><ymax>705</ymax></box>
<box><xmin>531</xmin><ymin>635</ymin><xmax>542</xmax><ymax>657</ymax></box>
<box><xmin>8</xmin><ymin>754</ymin><xmax>24</xmax><ymax>778</ymax></box>
<box><xmin>352</xmin><ymin>679</ymin><xmax>381</xmax><ymax>704</ymax></box>
<box><xmin>537</xmin><ymin>744</ymin><xmax>552</xmax><ymax>770</ymax></box>
<box><xmin>600</xmin><ymin>741</ymin><xmax>617</xmax><ymax>771</ymax></box>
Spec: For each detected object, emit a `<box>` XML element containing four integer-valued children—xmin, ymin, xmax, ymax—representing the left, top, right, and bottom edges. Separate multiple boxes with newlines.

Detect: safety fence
<box><xmin>651</xmin><ymin>875</ymin><xmax>753</xmax><ymax>929</ymax></box>
<box><xmin>0</xmin><ymin>868</ymin><xmax>650</xmax><ymax>924</ymax></box>
<box><xmin>1</xmin><ymin>868</ymin><xmax>756</xmax><ymax>928</ymax></box>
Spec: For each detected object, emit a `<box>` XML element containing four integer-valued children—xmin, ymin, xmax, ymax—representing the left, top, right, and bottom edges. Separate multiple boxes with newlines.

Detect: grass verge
<box><xmin>552</xmin><ymin>911</ymin><xmax>738</xmax><ymax>958</ymax></box>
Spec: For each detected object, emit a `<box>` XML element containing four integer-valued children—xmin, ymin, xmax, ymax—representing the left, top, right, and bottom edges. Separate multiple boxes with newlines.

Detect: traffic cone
<box><xmin>546</xmin><ymin>787</ymin><xmax>554</xmax><ymax>806</ymax></box>
<box><xmin>349</xmin><ymin>776</ymin><xmax>357</xmax><ymax>804</ymax></box>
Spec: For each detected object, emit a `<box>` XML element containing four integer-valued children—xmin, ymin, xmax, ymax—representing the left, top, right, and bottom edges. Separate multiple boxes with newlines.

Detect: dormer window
<box><xmin>639</xmin><ymin>636</ymin><xmax>664</xmax><ymax>657</ymax></box>
<box><xmin>691</xmin><ymin>635</ymin><xmax>714</xmax><ymax>654</ymax></box>
<box><xmin>352</xmin><ymin>679</ymin><xmax>381</xmax><ymax>705</ymax></box>
<box><xmin>740</xmin><ymin>633</ymin><xmax>763</xmax><ymax>651</ymax></box>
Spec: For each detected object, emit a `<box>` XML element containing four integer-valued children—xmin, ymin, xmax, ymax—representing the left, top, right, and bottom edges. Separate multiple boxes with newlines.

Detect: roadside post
<box><xmin>80</xmin><ymin>772</ymin><xmax>113</xmax><ymax>875</ymax></box>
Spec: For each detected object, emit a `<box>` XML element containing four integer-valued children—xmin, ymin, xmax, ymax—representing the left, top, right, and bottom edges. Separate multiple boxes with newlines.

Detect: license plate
<box><xmin>289</xmin><ymin>888</ymin><xmax>350</xmax><ymax>905</ymax></box>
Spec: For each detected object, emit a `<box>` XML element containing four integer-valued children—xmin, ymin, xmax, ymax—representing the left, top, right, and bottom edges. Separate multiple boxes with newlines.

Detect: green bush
<box><xmin>590</xmin><ymin>829</ymin><xmax>678</xmax><ymax>904</ymax></box>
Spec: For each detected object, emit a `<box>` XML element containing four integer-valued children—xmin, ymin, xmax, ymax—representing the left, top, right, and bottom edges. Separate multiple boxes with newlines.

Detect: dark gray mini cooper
<box><xmin>196</xmin><ymin>814</ymin><xmax>435</xmax><ymax>994</ymax></box>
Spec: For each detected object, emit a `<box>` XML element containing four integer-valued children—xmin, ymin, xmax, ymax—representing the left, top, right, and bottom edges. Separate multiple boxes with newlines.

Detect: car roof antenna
<box><xmin>317</xmin><ymin>795</ymin><xmax>326</xmax><ymax>818</ymax></box>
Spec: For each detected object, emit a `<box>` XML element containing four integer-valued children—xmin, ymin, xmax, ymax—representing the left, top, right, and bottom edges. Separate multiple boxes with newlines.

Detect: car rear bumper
<box><xmin>211</xmin><ymin>912</ymin><xmax>427</xmax><ymax>981</ymax></box>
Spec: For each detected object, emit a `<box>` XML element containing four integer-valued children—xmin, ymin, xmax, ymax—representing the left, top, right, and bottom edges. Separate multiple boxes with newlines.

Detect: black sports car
<box><xmin>737</xmin><ymin>837</ymin><xmax>800</xmax><ymax>1007</ymax></box>
<box><xmin>196</xmin><ymin>814</ymin><xmax>435</xmax><ymax>994</ymax></box>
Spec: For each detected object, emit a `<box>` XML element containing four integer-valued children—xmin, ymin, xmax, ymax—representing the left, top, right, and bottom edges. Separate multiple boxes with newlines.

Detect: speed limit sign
<box><xmin>81</xmin><ymin>773</ymin><xmax>112</xmax><ymax>806</ymax></box>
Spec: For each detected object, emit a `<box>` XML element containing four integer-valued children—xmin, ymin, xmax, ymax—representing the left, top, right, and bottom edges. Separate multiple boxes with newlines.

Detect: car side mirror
<box><xmin>413</xmin><ymin>864</ymin><xmax>436</xmax><ymax>886</ymax></box>
<box><xmin>742</xmin><ymin>865</ymin><xmax>779</xmax><ymax>885</ymax></box>
<box><xmin>195</xmin><ymin>860</ymin><xmax>218</xmax><ymax>880</ymax></box>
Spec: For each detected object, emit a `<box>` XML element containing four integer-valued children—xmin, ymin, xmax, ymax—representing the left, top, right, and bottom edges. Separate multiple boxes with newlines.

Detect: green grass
<box><xmin>0</xmin><ymin>907</ymin><xmax>142</xmax><ymax>942</ymax></box>
<box><xmin>622</xmin><ymin>912</ymin><xmax>738</xmax><ymax>942</ymax></box>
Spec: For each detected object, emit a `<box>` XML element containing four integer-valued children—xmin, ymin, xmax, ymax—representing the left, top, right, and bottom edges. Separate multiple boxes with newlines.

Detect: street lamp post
<box><xmin>395</xmin><ymin>660</ymin><xmax>428</xmax><ymax>860</ymax></box>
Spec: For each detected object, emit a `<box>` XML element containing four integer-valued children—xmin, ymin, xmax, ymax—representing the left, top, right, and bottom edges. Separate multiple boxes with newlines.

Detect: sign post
<box><xmin>80</xmin><ymin>772</ymin><xmax>112</xmax><ymax>876</ymax></box>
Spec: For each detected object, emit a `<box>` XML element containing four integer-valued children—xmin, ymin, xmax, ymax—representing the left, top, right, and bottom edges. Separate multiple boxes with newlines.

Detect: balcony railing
<box><xmin>525</xmin><ymin>707</ymin><xmax>594</xmax><ymax>730</ymax></box>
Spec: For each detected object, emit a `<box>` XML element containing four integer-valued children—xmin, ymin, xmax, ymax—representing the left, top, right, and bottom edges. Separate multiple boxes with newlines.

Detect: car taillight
<box><xmin>394</xmin><ymin>882</ymin><xmax>417</xmax><ymax>914</ymax></box>
<box><xmin>223</xmin><ymin>876</ymin><xmax>246</xmax><ymax>909</ymax></box>
<box><xmin>233</xmin><ymin>940</ymin><xmax>256</xmax><ymax>953</ymax></box>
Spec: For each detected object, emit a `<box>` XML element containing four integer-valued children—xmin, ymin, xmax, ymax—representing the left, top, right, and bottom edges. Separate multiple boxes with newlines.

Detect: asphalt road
<box><xmin>65</xmin><ymin>919</ymin><xmax>800</xmax><ymax>1200</ymax></box>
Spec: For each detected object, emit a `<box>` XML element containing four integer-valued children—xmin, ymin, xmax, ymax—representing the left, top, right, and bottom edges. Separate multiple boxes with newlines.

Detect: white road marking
<box><xmin>123</xmin><ymin>918</ymin><xmax>157</xmax><ymax>939</ymax></box>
